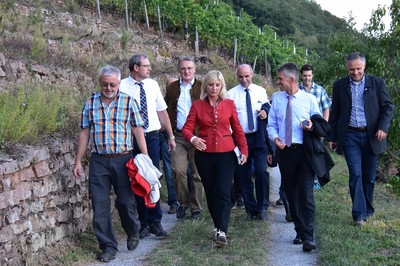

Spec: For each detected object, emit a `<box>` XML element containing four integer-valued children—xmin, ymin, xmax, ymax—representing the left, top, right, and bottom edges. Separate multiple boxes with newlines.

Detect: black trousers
<box><xmin>89</xmin><ymin>153</ymin><xmax>140</xmax><ymax>253</ymax></box>
<box><xmin>195</xmin><ymin>151</ymin><xmax>236</xmax><ymax>233</ymax></box>
<box><xmin>277</xmin><ymin>145</ymin><xmax>315</xmax><ymax>242</ymax></box>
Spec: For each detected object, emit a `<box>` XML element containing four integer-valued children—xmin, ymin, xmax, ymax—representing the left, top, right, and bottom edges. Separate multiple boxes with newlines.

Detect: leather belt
<box><xmin>93</xmin><ymin>151</ymin><xmax>131</xmax><ymax>157</ymax></box>
<box><xmin>286</xmin><ymin>143</ymin><xmax>303</xmax><ymax>149</ymax></box>
<box><xmin>348</xmin><ymin>126</ymin><xmax>367</xmax><ymax>132</ymax></box>
<box><xmin>144</xmin><ymin>130</ymin><xmax>159</xmax><ymax>136</ymax></box>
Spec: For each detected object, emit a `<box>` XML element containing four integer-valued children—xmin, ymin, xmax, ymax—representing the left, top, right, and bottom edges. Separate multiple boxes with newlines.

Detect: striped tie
<box><xmin>136</xmin><ymin>82</ymin><xmax>149</xmax><ymax>129</ymax></box>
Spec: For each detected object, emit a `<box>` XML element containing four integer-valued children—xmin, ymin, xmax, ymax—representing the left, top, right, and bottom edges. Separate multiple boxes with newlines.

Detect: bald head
<box><xmin>236</xmin><ymin>64</ymin><xmax>254</xmax><ymax>88</ymax></box>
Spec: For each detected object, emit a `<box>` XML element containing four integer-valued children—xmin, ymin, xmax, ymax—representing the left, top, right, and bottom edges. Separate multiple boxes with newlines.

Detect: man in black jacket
<box><xmin>327</xmin><ymin>52</ymin><xmax>394</xmax><ymax>226</ymax></box>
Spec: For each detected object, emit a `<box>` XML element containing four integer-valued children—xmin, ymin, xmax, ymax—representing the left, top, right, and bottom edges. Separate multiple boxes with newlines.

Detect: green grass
<box><xmin>315</xmin><ymin>153</ymin><xmax>400</xmax><ymax>266</ymax></box>
<box><xmin>145</xmin><ymin>207</ymin><xmax>269</xmax><ymax>266</ymax></box>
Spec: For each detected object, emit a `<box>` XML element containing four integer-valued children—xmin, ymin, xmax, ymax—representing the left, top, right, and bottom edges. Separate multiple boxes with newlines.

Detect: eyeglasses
<box><xmin>139</xmin><ymin>64</ymin><xmax>151</xmax><ymax>68</ymax></box>
<box><xmin>180</xmin><ymin>67</ymin><xmax>195</xmax><ymax>71</ymax></box>
<box><xmin>101</xmin><ymin>82</ymin><xmax>119</xmax><ymax>88</ymax></box>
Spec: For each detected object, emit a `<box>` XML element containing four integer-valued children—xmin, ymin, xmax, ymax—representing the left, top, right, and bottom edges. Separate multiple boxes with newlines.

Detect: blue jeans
<box><xmin>159</xmin><ymin>131</ymin><xmax>178</xmax><ymax>207</ymax></box>
<box><xmin>132</xmin><ymin>131</ymin><xmax>163</xmax><ymax>226</ymax></box>
<box><xmin>343</xmin><ymin>130</ymin><xmax>378</xmax><ymax>221</ymax></box>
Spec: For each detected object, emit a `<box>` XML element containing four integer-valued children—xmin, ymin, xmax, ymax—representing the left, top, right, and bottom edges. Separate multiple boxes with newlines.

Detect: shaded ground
<box><xmin>266</xmin><ymin>166</ymin><xmax>317</xmax><ymax>265</ymax></box>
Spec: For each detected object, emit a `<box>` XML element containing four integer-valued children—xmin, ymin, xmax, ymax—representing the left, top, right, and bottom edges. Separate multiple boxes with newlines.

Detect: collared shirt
<box><xmin>176</xmin><ymin>78</ymin><xmax>194</xmax><ymax>130</ymax></box>
<box><xmin>227</xmin><ymin>83</ymin><xmax>269</xmax><ymax>134</ymax></box>
<box><xmin>81</xmin><ymin>91</ymin><xmax>144</xmax><ymax>154</ymax></box>
<box><xmin>267</xmin><ymin>89</ymin><xmax>321</xmax><ymax>145</ymax></box>
<box><xmin>349</xmin><ymin>76</ymin><xmax>367</xmax><ymax>128</ymax></box>
<box><xmin>299</xmin><ymin>82</ymin><xmax>331</xmax><ymax>113</ymax></box>
<box><xmin>120</xmin><ymin>75</ymin><xmax>168</xmax><ymax>132</ymax></box>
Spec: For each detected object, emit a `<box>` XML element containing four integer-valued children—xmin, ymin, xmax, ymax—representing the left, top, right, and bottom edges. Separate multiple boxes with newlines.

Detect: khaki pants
<box><xmin>172</xmin><ymin>133</ymin><xmax>203</xmax><ymax>213</ymax></box>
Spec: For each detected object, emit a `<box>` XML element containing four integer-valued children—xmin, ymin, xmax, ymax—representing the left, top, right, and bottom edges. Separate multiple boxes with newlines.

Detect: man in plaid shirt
<box><xmin>299</xmin><ymin>64</ymin><xmax>331</xmax><ymax>121</ymax></box>
<box><xmin>73</xmin><ymin>65</ymin><xmax>148</xmax><ymax>263</ymax></box>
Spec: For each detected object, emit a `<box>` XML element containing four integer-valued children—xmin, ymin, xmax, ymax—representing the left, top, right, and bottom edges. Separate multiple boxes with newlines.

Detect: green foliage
<box><xmin>81</xmin><ymin>0</ymin><xmax>308</xmax><ymax>77</ymax></box>
<box><xmin>31</xmin><ymin>24</ymin><xmax>47</xmax><ymax>61</ymax></box>
<box><xmin>228</xmin><ymin>0</ymin><xmax>351</xmax><ymax>52</ymax></box>
<box><xmin>0</xmin><ymin>83</ymin><xmax>78</xmax><ymax>148</ymax></box>
<box><xmin>27</xmin><ymin>5</ymin><xmax>42</xmax><ymax>26</ymax></box>
<box><xmin>120</xmin><ymin>29</ymin><xmax>132</xmax><ymax>51</ymax></box>
<box><xmin>388</xmin><ymin>175</ymin><xmax>400</xmax><ymax>196</ymax></box>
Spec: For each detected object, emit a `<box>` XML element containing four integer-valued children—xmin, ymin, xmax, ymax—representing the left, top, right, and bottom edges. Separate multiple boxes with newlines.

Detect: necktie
<box><xmin>245</xmin><ymin>88</ymin><xmax>254</xmax><ymax>131</ymax></box>
<box><xmin>136</xmin><ymin>82</ymin><xmax>149</xmax><ymax>129</ymax></box>
<box><xmin>285</xmin><ymin>95</ymin><xmax>293</xmax><ymax>146</ymax></box>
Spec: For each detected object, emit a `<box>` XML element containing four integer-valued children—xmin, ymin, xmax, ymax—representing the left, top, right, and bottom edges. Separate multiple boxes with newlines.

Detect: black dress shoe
<box><xmin>258</xmin><ymin>210</ymin><xmax>267</xmax><ymax>221</ymax></box>
<box><xmin>276</xmin><ymin>198</ymin><xmax>284</xmax><ymax>205</ymax></box>
<box><xmin>302</xmin><ymin>241</ymin><xmax>316</xmax><ymax>252</ymax></box>
<box><xmin>293</xmin><ymin>235</ymin><xmax>302</xmax><ymax>245</ymax></box>
<box><xmin>176</xmin><ymin>206</ymin><xmax>188</xmax><ymax>219</ymax></box>
<box><xmin>127</xmin><ymin>235</ymin><xmax>139</xmax><ymax>251</ymax></box>
<box><xmin>246</xmin><ymin>213</ymin><xmax>257</xmax><ymax>221</ymax></box>
<box><xmin>139</xmin><ymin>225</ymin><xmax>150</xmax><ymax>239</ymax></box>
<box><xmin>191</xmin><ymin>211</ymin><xmax>201</xmax><ymax>220</ymax></box>
<box><xmin>96</xmin><ymin>251</ymin><xmax>116</xmax><ymax>262</ymax></box>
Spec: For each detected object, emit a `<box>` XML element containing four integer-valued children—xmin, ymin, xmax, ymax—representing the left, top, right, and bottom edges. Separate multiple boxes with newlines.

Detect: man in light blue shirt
<box><xmin>267</xmin><ymin>62</ymin><xmax>321</xmax><ymax>253</ymax></box>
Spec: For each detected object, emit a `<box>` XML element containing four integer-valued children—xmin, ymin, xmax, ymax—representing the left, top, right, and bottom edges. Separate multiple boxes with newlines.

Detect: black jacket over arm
<box><xmin>303</xmin><ymin>114</ymin><xmax>335</xmax><ymax>187</ymax></box>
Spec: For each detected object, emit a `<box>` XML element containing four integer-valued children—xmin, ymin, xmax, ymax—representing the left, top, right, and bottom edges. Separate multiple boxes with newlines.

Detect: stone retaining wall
<box><xmin>0</xmin><ymin>139</ymin><xmax>91</xmax><ymax>265</ymax></box>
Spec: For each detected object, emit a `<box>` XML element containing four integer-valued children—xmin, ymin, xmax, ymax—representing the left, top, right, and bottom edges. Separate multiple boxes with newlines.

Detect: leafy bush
<box><xmin>0</xmin><ymin>83</ymin><xmax>79</xmax><ymax>149</ymax></box>
<box><xmin>388</xmin><ymin>176</ymin><xmax>400</xmax><ymax>196</ymax></box>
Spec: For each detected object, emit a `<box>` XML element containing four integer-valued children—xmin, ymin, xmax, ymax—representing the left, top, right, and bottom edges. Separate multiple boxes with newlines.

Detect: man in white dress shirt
<box><xmin>227</xmin><ymin>64</ymin><xmax>271</xmax><ymax>221</ymax></box>
<box><xmin>120</xmin><ymin>53</ymin><xmax>176</xmax><ymax>239</ymax></box>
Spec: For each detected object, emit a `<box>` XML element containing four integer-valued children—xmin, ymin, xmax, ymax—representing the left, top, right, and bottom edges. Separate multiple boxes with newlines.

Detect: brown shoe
<box><xmin>168</xmin><ymin>206</ymin><xmax>177</xmax><ymax>214</ymax></box>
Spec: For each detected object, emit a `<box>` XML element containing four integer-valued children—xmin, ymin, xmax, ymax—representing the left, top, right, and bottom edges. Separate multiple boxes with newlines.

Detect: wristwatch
<box><xmin>169</xmin><ymin>135</ymin><xmax>175</xmax><ymax>140</ymax></box>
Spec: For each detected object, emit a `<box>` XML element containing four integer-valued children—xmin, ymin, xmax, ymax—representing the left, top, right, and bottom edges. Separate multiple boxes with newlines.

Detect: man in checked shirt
<box><xmin>73</xmin><ymin>65</ymin><xmax>148</xmax><ymax>263</ymax></box>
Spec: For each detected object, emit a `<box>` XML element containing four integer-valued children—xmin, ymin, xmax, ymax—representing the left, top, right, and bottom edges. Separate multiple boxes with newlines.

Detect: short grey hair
<box><xmin>276</xmin><ymin>62</ymin><xmax>298</xmax><ymax>82</ymax></box>
<box><xmin>346</xmin><ymin>52</ymin><xmax>366</xmax><ymax>66</ymax></box>
<box><xmin>98</xmin><ymin>65</ymin><xmax>121</xmax><ymax>81</ymax></box>
<box><xmin>178</xmin><ymin>55</ymin><xmax>195</xmax><ymax>68</ymax></box>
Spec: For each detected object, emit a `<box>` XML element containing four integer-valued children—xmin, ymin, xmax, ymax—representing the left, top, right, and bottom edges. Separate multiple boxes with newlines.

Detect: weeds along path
<box><xmin>266</xmin><ymin>166</ymin><xmax>317</xmax><ymax>266</ymax></box>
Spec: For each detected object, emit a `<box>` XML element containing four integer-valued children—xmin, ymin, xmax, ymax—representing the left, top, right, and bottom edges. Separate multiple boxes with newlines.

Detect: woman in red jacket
<box><xmin>182</xmin><ymin>70</ymin><xmax>248</xmax><ymax>247</ymax></box>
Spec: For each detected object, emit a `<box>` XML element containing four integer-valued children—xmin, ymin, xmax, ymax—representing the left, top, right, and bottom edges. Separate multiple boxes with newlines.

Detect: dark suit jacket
<box><xmin>254</xmin><ymin>102</ymin><xmax>273</xmax><ymax>154</ymax></box>
<box><xmin>327</xmin><ymin>74</ymin><xmax>394</xmax><ymax>155</ymax></box>
<box><xmin>165</xmin><ymin>79</ymin><xmax>202</xmax><ymax>133</ymax></box>
<box><xmin>304</xmin><ymin>114</ymin><xmax>335</xmax><ymax>187</ymax></box>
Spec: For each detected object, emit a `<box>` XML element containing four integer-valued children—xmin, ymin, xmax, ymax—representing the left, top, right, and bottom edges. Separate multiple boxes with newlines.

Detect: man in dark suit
<box><xmin>327</xmin><ymin>52</ymin><xmax>394</xmax><ymax>226</ymax></box>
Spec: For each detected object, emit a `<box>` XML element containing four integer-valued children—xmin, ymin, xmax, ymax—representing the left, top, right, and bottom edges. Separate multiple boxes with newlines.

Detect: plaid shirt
<box><xmin>300</xmin><ymin>82</ymin><xmax>331</xmax><ymax>113</ymax></box>
<box><xmin>81</xmin><ymin>91</ymin><xmax>144</xmax><ymax>154</ymax></box>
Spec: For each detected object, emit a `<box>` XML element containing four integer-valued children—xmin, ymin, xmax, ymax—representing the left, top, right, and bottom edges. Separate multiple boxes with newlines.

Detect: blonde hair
<box><xmin>200</xmin><ymin>70</ymin><xmax>227</xmax><ymax>100</ymax></box>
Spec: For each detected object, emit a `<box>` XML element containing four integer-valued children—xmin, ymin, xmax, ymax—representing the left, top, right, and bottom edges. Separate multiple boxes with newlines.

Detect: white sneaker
<box><xmin>216</xmin><ymin>230</ymin><xmax>227</xmax><ymax>248</ymax></box>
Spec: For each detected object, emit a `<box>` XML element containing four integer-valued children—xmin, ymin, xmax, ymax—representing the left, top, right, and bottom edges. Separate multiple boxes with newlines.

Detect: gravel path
<box><xmin>88</xmin><ymin>204</ymin><xmax>177</xmax><ymax>266</ymax></box>
<box><xmin>266</xmin><ymin>166</ymin><xmax>317</xmax><ymax>265</ymax></box>
<box><xmin>87</xmin><ymin>166</ymin><xmax>317</xmax><ymax>265</ymax></box>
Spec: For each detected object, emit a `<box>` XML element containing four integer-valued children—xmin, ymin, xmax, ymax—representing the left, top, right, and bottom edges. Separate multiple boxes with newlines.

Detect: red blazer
<box><xmin>182</xmin><ymin>98</ymin><xmax>248</xmax><ymax>156</ymax></box>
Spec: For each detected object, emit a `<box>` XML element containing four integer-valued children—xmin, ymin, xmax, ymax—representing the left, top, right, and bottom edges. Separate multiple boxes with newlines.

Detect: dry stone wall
<box><xmin>0</xmin><ymin>139</ymin><xmax>91</xmax><ymax>265</ymax></box>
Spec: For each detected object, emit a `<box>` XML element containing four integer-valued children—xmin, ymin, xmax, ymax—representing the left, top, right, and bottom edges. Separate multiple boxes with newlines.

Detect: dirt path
<box><xmin>266</xmin><ymin>166</ymin><xmax>317</xmax><ymax>265</ymax></box>
<box><xmin>88</xmin><ymin>204</ymin><xmax>177</xmax><ymax>266</ymax></box>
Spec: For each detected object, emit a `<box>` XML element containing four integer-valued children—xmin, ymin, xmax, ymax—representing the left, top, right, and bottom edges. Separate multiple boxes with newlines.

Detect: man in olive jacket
<box><xmin>165</xmin><ymin>56</ymin><xmax>203</xmax><ymax>220</ymax></box>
